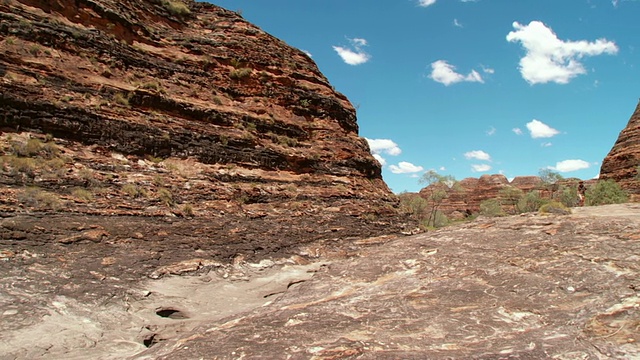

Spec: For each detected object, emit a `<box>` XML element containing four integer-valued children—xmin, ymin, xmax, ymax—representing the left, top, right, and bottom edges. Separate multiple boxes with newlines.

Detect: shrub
<box><xmin>182</xmin><ymin>203</ymin><xmax>194</xmax><ymax>216</ymax></box>
<box><xmin>517</xmin><ymin>191</ymin><xmax>546</xmax><ymax>213</ymax></box>
<box><xmin>585</xmin><ymin>179</ymin><xmax>628</xmax><ymax>206</ymax></box>
<box><xmin>157</xmin><ymin>188</ymin><xmax>174</xmax><ymax>206</ymax></box>
<box><xmin>229</xmin><ymin>68</ymin><xmax>252</xmax><ymax>80</ymax></box>
<box><xmin>140</xmin><ymin>81</ymin><xmax>161</xmax><ymax>91</ymax></box>
<box><xmin>162</xmin><ymin>0</ymin><xmax>191</xmax><ymax>16</ymax></box>
<box><xmin>113</xmin><ymin>93</ymin><xmax>130</xmax><ymax>107</ymax></box>
<box><xmin>122</xmin><ymin>184</ymin><xmax>147</xmax><ymax>198</ymax></box>
<box><xmin>557</xmin><ymin>184</ymin><xmax>579</xmax><ymax>208</ymax></box>
<box><xmin>479</xmin><ymin>198</ymin><xmax>504</xmax><ymax>217</ymax></box>
<box><xmin>12</xmin><ymin>138</ymin><xmax>43</xmax><ymax>157</ymax></box>
<box><xmin>78</xmin><ymin>167</ymin><xmax>98</xmax><ymax>187</ymax></box>
<box><xmin>18</xmin><ymin>187</ymin><xmax>62</xmax><ymax>210</ymax></box>
<box><xmin>539</xmin><ymin>201</ymin><xmax>571</xmax><ymax>215</ymax></box>
<box><xmin>72</xmin><ymin>188</ymin><xmax>94</xmax><ymax>202</ymax></box>
<box><xmin>421</xmin><ymin>210</ymin><xmax>448</xmax><ymax>229</ymax></box>
<box><xmin>498</xmin><ymin>186</ymin><xmax>523</xmax><ymax>214</ymax></box>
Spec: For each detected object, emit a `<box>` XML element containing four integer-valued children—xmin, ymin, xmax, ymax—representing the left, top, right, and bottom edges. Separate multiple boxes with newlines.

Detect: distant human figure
<box><xmin>577</xmin><ymin>181</ymin><xmax>586</xmax><ymax>206</ymax></box>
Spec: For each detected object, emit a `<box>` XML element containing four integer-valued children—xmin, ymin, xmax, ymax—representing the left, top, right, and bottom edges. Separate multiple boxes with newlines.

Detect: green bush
<box><xmin>557</xmin><ymin>184</ymin><xmax>579</xmax><ymax>207</ymax></box>
<box><xmin>479</xmin><ymin>198</ymin><xmax>504</xmax><ymax>217</ymax></box>
<box><xmin>539</xmin><ymin>201</ymin><xmax>571</xmax><ymax>215</ymax></box>
<box><xmin>421</xmin><ymin>210</ymin><xmax>448</xmax><ymax>229</ymax></box>
<box><xmin>585</xmin><ymin>179</ymin><xmax>628</xmax><ymax>206</ymax></box>
<box><xmin>517</xmin><ymin>191</ymin><xmax>546</xmax><ymax>213</ymax></box>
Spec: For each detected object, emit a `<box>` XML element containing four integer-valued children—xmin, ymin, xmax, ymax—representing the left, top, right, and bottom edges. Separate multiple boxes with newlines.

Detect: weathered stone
<box><xmin>3</xmin><ymin>204</ymin><xmax>637</xmax><ymax>359</ymax></box>
<box><xmin>600</xmin><ymin>101</ymin><xmax>640</xmax><ymax>199</ymax></box>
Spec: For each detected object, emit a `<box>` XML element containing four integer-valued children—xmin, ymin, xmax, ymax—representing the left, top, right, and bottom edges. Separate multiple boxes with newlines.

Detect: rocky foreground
<box><xmin>1</xmin><ymin>204</ymin><xmax>638</xmax><ymax>359</ymax></box>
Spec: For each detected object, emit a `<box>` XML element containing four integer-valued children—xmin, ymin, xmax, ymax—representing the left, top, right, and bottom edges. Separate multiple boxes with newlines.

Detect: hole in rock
<box><xmin>155</xmin><ymin>307</ymin><xmax>188</xmax><ymax>319</ymax></box>
<box><xmin>143</xmin><ymin>334</ymin><xmax>158</xmax><ymax>348</ymax></box>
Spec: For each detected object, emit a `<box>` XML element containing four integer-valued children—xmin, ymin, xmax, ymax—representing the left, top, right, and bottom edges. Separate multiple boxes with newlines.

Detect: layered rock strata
<box><xmin>600</xmin><ymin>100</ymin><xmax>640</xmax><ymax>199</ymax></box>
<box><xmin>0</xmin><ymin>0</ymin><xmax>408</xmax><ymax>267</ymax></box>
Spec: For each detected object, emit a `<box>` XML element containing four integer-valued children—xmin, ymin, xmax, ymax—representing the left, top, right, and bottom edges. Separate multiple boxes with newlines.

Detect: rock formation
<box><xmin>0</xmin><ymin>0</ymin><xmax>409</xmax><ymax>265</ymax></box>
<box><xmin>418</xmin><ymin>174</ymin><xmax>600</xmax><ymax>217</ymax></box>
<box><xmin>419</xmin><ymin>174</ymin><xmax>543</xmax><ymax>217</ymax></box>
<box><xmin>600</xmin><ymin>100</ymin><xmax>640</xmax><ymax>200</ymax></box>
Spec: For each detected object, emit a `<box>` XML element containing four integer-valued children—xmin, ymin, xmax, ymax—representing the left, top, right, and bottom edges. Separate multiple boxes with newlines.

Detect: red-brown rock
<box><xmin>600</xmin><ymin>101</ymin><xmax>640</xmax><ymax>199</ymax></box>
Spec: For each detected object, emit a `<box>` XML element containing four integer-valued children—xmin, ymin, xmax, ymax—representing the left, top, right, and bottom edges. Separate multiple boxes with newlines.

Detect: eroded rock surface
<box><xmin>1</xmin><ymin>204</ymin><xmax>638</xmax><ymax>359</ymax></box>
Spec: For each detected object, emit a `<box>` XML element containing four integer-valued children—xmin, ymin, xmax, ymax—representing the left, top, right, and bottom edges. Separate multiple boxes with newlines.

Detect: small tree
<box><xmin>539</xmin><ymin>169</ymin><xmax>564</xmax><ymax>199</ymax></box>
<box><xmin>585</xmin><ymin>179</ymin><xmax>628</xmax><ymax>206</ymax></box>
<box><xmin>419</xmin><ymin>170</ymin><xmax>458</xmax><ymax>228</ymax></box>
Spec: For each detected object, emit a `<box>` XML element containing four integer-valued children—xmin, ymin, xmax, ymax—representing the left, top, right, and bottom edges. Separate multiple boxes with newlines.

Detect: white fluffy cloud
<box><xmin>471</xmin><ymin>164</ymin><xmax>492</xmax><ymax>172</ymax></box>
<box><xmin>333</xmin><ymin>37</ymin><xmax>371</xmax><ymax>65</ymax></box>
<box><xmin>512</xmin><ymin>128</ymin><xmax>523</xmax><ymax>135</ymax></box>
<box><xmin>549</xmin><ymin>159</ymin><xmax>590</xmax><ymax>172</ymax></box>
<box><xmin>429</xmin><ymin>60</ymin><xmax>484</xmax><ymax>86</ymax></box>
<box><xmin>506</xmin><ymin>21</ymin><xmax>618</xmax><ymax>84</ymax></box>
<box><xmin>453</xmin><ymin>19</ymin><xmax>463</xmax><ymax>28</ymax></box>
<box><xmin>366</xmin><ymin>138</ymin><xmax>401</xmax><ymax>156</ymax></box>
<box><xmin>464</xmin><ymin>150</ymin><xmax>491</xmax><ymax>161</ymax></box>
<box><xmin>389</xmin><ymin>161</ymin><xmax>425</xmax><ymax>174</ymax></box>
<box><xmin>366</xmin><ymin>138</ymin><xmax>401</xmax><ymax>166</ymax></box>
<box><xmin>526</xmin><ymin>119</ymin><xmax>560</xmax><ymax>138</ymax></box>
<box><xmin>418</xmin><ymin>0</ymin><xmax>436</xmax><ymax>6</ymax></box>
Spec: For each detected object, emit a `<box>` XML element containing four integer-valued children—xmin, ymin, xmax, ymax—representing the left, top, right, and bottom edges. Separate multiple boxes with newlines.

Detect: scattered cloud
<box><xmin>486</xmin><ymin>126</ymin><xmax>496</xmax><ymax>136</ymax></box>
<box><xmin>549</xmin><ymin>159</ymin><xmax>590</xmax><ymax>172</ymax></box>
<box><xmin>389</xmin><ymin>161</ymin><xmax>425</xmax><ymax>174</ymax></box>
<box><xmin>333</xmin><ymin>37</ymin><xmax>371</xmax><ymax>65</ymax></box>
<box><xmin>429</xmin><ymin>60</ymin><xmax>484</xmax><ymax>86</ymax></box>
<box><xmin>464</xmin><ymin>150</ymin><xmax>492</xmax><ymax>161</ymax></box>
<box><xmin>417</xmin><ymin>0</ymin><xmax>436</xmax><ymax>7</ymax></box>
<box><xmin>512</xmin><ymin>128</ymin><xmax>523</xmax><ymax>135</ymax></box>
<box><xmin>439</xmin><ymin>166</ymin><xmax>446</xmax><ymax>171</ymax></box>
<box><xmin>541</xmin><ymin>142</ymin><xmax>553</xmax><ymax>147</ymax></box>
<box><xmin>471</xmin><ymin>164</ymin><xmax>492</xmax><ymax>172</ymax></box>
<box><xmin>506</xmin><ymin>21</ymin><xmax>618</xmax><ymax>84</ymax></box>
<box><xmin>366</xmin><ymin>138</ymin><xmax>401</xmax><ymax>166</ymax></box>
<box><xmin>481</xmin><ymin>66</ymin><xmax>495</xmax><ymax>74</ymax></box>
<box><xmin>453</xmin><ymin>18</ymin><xmax>463</xmax><ymax>28</ymax></box>
<box><xmin>526</xmin><ymin>119</ymin><xmax>560</xmax><ymax>138</ymax></box>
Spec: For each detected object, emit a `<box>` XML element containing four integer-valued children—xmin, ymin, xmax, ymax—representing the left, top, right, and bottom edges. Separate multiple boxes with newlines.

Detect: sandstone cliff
<box><xmin>419</xmin><ymin>174</ymin><xmax>542</xmax><ymax>217</ymax></box>
<box><xmin>600</xmin><ymin>100</ymin><xmax>640</xmax><ymax>200</ymax></box>
<box><xmin>0</xmin><ymin>0</ymin><xmax>407</xmax><ymax>264</ymax></box>
<box><xmin>419</xmin><ymin>174</ymin><xmax>595</xmax><ymax>217</ymax></box>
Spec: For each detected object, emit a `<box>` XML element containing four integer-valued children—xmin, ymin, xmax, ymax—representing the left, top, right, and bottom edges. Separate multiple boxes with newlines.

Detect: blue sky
<box><xmin>211</xmin><ymin>0</ymin><xmax>639</xmax><ymax>193</ymax></box>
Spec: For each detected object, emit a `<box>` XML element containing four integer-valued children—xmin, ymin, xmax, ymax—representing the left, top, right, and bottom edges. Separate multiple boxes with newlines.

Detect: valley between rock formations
<box><xmin>1</xmin><ymin>204</ymin><xmax>639</xmax><ymax>359</ymax></box>
<box><xmin>1</xmin><ymin>0</ymin><xmax>639</xmax><ymax>359</ymax></box>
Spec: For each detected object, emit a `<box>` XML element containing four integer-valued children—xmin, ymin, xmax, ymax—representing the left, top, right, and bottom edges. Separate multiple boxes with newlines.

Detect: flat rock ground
<box><xmin>1</xmin><ymin>204</ymin><xmax>639</xmax><ymax>359</ymax></box>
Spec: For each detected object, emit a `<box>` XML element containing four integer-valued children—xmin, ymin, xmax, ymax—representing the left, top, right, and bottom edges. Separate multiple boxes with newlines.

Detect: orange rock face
<box><xmin>600</xmin><ymin>101</ymin><xmax>640</xmax><ymax>198</ymax></box>
<box><xmin>0</xmin><ymin>0</ymin><xmax>408</xmax><ymax>225</ymax></box>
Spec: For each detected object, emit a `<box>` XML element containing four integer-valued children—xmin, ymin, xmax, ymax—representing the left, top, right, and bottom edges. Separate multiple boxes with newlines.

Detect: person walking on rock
<box><xmin>577</xmin><ymin>181</ymin><xmax>587</xmax><ymax>206</ymax></box>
